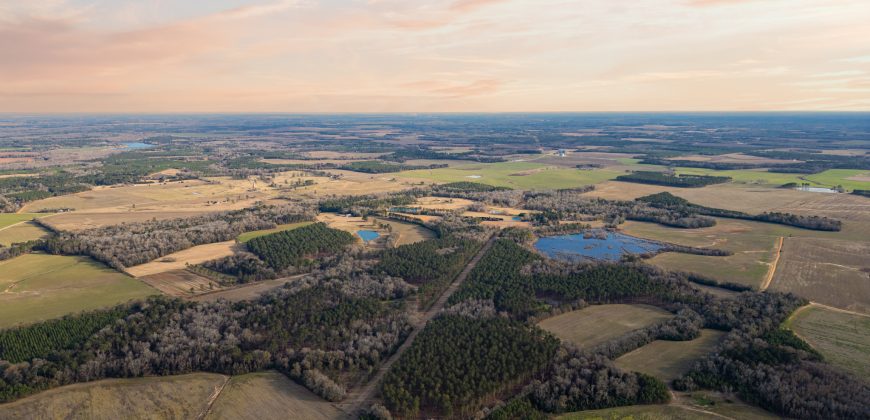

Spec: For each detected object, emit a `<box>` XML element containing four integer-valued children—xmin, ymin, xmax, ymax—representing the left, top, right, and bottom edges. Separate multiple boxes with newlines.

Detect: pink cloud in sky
<box><xmin>0</xmin><ymin>0</ymin><xmax>869</xmax><ymax>112</ymax></box>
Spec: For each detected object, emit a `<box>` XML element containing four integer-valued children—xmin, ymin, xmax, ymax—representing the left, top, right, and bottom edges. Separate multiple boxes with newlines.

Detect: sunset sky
<box><xmin>1</xmin><ymin>0</ymin><xmax>869</xmax><ymax>112</ymax></box>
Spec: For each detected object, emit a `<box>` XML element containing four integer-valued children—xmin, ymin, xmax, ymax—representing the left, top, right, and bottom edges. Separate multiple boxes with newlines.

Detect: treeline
<box><xmin>381</xmin><ymin>316</ymin><xmax>559</xmax><ymax>418</ymax></box>
<box><xmin>42</xmin><ymin>204</ymin><xmax>315</xmax><ymax>269</ymax></box>
<box><xmin>200</xmin><ymin>252</ymin><xmax>277</xmax><ymax>283</ymax></box>
<box><xmin>338</xmin><ymin>161</ymin><xmax>446</xmax><ymax>173</ymax></box>
<box><xmin>385</xmin><ymin>147</ymin><xmax>504</xmax><ymax>163</ymax></box>
<box><xmin>0</xmin><ymin>285</ymin><xmax>409</xmax><ymax>404</ymax></box>
<box><xmin>246</xmin><ymin>222</ymin><xmax>356</xmax><ymax>271</ymax></box>
<box><xmin>319</xmin><ymin>192</ymin><xmax>421</xmax><ymax>215</ymax></box>
<box><xmin>639</xmin><ymin>192</ymin><xmax>842</xmax><ymax>231</ymax></box>
<box><xmin>0</xmin><ymin>173</ymin><xmax>91</xmax><ymax>211</ymax></box>
<box><xmin>374</xmin><ymin>236</ymin><xmax>481</xmax><ymax>308</ymax></box>
<box><xmin>616</xmin><ymin>171</ymin><xmax>731</xmax><ymax>187</ymax></box>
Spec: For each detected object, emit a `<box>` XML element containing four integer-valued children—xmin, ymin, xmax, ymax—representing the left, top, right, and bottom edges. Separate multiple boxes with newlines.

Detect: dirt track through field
<box><xmin>337</xmin><ymin>234</ymin><xmax>497</xmax><ymax>417</ymax></box>
<box><xmin>760</xmin><ymin>236</ymin><xmax>784</xmax><ymax>291</ymax></box>
<box><xmin>196</xmin><ymin>376</ymin><xmax>230</xmax><ymax>420</ymax></box>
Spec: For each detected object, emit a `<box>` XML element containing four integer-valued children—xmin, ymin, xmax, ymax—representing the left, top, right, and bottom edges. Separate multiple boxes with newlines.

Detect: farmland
<box><xmin>771</xmin><ymin>238</ymin><xmax>870</xmax><ymax>314</ymax></box>
<box><xmin>401</xmin><ymin>161</ymin><xmax>621</xmax><ymax>189</ymax></box>
<box><xmin>0</xmin><ymin>373</ymin><xmax>226</xmax><ymax>419</ymax></box>
<box><xmin>538</xmin><ymin>304</ymin><xmax>673</xmax><ymax>348</ymax></box>
<box><xmin>0</xmin><ymin>213</ymin><xmax>40</xmax><ymax>229</ymax></box>
<box><xmin>0</xmin><ymin>221</ymin><xmax>49</xmax><ymax>246</ymax></box>
<box><xmin>139</xmin><ymin>269</ymin><xmax>223</xmax><ymax>297</ymax></box>
<box><xmin>208</xmin><ymin>372</ymin><xmax>343</xmax><ymax>420</ymax></box>
<box><xmin>615</xmin><ymin>329</ymin><xmax>726</xmax><ymax>382</ymax></box>
<box><xmin>0</xmin><ymin>254</ymin><xmax>157</xmax><ymax>328</ymax></box>
<box><xmin>125</xmin><ymin>240</ymin><xmax>238</xmax><ymax>277</ymax></box>
<box><xmin>786</xmin><ymin>305</ymin><xmax>870</xmax><ymax>378</ymax></box>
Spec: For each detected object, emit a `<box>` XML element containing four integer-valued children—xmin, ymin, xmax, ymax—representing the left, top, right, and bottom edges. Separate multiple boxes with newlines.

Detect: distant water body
<box><xmin>122</xmin><ymin>142</ymin><xmax>154</xmax><ymax>149</ymax></box>
<box><xmin>357</xmin><ymin>230</ymin><xmax>380</xmax><ymax>243</ymax></box>
<box><xmin>534</xmin><ymin>231</ymin><xmax>661</xmax><ymax>261</ymax></box>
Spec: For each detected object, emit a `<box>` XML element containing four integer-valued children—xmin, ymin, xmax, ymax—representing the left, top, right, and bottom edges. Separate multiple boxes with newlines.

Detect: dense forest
<box><xmin>41</xmin><ymin>204</ymin><xmax>315</xmax><ymax>269</ymax></box>
<box><xmin>615</xmin><ymin>171</ymin><xmax>732</xmax><ymax>187</ymax></box>
<box><xmin>246</xmin><ymin>222</ymin><xmax>357</xmax><ymax>271</ymax></box>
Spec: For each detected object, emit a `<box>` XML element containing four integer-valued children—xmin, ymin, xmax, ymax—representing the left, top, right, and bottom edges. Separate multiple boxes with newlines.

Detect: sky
<box><xmin>1</xmin><ymin>0</ymin><xmax>869</xmax><ymax>112</ymax></box>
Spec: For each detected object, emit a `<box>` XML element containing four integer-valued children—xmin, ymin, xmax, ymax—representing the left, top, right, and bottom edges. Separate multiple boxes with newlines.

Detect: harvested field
<box><xmin>538</xmin><ymin>304</ymin><xmax>673</xmax><ymax>348</ymax></box>
<box><xmin>0</xmin><ymin>373</ymin><xmax>226</xmax><ymax>419</ymax></box>
<box><xmin>126</xmin><ymin>241</ymin><xmax>238</xmax><ymax>277</ymax></box>
<box><xmin>42</xmin><ymin>210</ymin><xmax>211</xmax><ymax>231</ymax></box>
<box><xmin>209</xmin><ymin>372</ymin><xmax>343</xmax><ymax>420</ymax></box>
<box><xmin>238</xmin><ymin>221</ymin><xmax>313</xmax><ymax>243</ymax></box>
<box><xmin>786</xmin><ymin>305</ymin><xmax>870</xmax><ymax>378</ymax></box>
<box><xmin>139</xmin><ymin>269</ymin><xmax>223</xmax><ymax>297</ymax></box>
<box><xmin>190</xmin><ymin>277</ymin><xmax>298</xmax><ymax>302</ymax></box>
<box><xmin>771</xmin><ymin>238</ymin><xmax>870</xmax><ymax>314</ymax></box>
<box><xmin>0</xmin><ymin>254</ymin><xmax>157</xmax><ymax>328</ymax></box>
<box><xmin>414</xmin><ymin>196</ymin><xmax>475</xmax><ymax>210</ymax></box>
<box><xmin>615</xmin><ymin>329</ymin><xmax>726</xmax><ymax>382</ymax></box>
<box><xmin>0</xmin><ymin>221</ymin><xmax>49</xmax><ymax>246</ymax></box>
<box><xmin>401</xmin><ymin>162</ymin><xmax>621</xmax><ymax>189</ymax></box>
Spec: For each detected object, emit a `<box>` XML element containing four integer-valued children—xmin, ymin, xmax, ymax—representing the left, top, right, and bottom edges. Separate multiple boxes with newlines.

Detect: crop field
<box><xmin>538</xmin><ymin>304</ymin><xmax>673</xmax><ymax>348</ymax></box>
<box><xmin>238</xmin><ymin>221</ymin><xmax>313</xmax><ymax>243</ymax></box>
<box><xmin>400</xmin><ymin>162</ymin><xmax>622</xmax><ymax>189</ymax></box>
<box><xmin>0</xmin><ymin>254</ymin><xmax>157</xmax><ymax>328</ymax></box>
<box><xmin>621</xmin><ymin>218</ymin><xmax>834</xmax><ymax>288</ymax></box>
<box><xmin>125</xmin><ymin>241</ymin><xmax>238</xmax><ymax>277</ymax></box>
<box><xmin>0</xmin><ymin>213</ymin><xmax>40</xmax><ymax>229</ymax></box>
<box><xmin>786</xmin><ymin>305</ymin><xmax>870</xmax><ymax>378</ymax></box>
<box><xmin>615</xmin><ymin>329</ymin><xmax>726</xmax><ymax>382</ymax></box>
<box><xmin>139</xmin><ymin>269</ymin><xmax>223</xmax><ymax>297</ymax></box>
<box><xmin>0</xmin><ymin>221</ymin><xmax>49</xmax><ymax>246</ymax></box>
<box><xmin>42</xmin><ymin>210</ymin><xmax>211</xmax><ymax>231</ymax></box>
<box><xmin>771</xmin><ymin>238</ymin><xmax>870</xmax><ymax>314</ymax></box>
<box><xmin>209</xmin><ymin>372</ymin><xmax>342</xmax><ymax>420</ymax></box>
<box><xmin>0</xmin><ymin>373</ymin><xmax>226</xmax><ymax>419</ymax></box>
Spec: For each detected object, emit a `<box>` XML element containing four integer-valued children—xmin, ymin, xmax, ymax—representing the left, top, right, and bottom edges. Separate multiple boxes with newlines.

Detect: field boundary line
<box><xmin>760</xmin><ymin>236</ymin><xmax>783</xmax><ymax>291</ymax></box>
<box><xmin>197</xmin><ymin>375</ymin><xmax>231</xmax><ymax>420</ymax></box>
<box><xmin>810</xmin><ymin>302</ymin><xmax>870</xmax><ymax>319</ymax></box>
<box><xmin>0</xmin><ymin>220</ymin><xmax>28</xmax><ymax>233</ymax></box>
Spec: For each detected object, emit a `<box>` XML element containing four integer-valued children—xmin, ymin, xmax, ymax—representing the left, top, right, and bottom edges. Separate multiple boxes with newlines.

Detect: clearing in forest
<box><xmin>615</xmin><ymin>329</ymin><xmax>726</xmax><ymax>382</ymax></box>
<box><xmin>0</xmin><ymin>254</ymin><xmax>157</xmax><ymax>328</ymax></box>
<box><xmin>538</xmin><ymin>304</ymin><xmax>673</xmax><ymax>348</ymax></box>
<box><xmin>139</xmin><ymin>269</ymin><xmax>223</xmax><ymax>297</ymax></box>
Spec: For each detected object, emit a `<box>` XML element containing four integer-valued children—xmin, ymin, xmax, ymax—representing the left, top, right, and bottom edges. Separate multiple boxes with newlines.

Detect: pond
<box><xmin>122</xmin><ymin>142</ymin><xmax>154</xmax><ymax>149</ymax></box>
<box><xmin>357</xmin><ymin>230</ymin><xmax>380</xmax><ymax>243</ymax></box>
<box><xmin>534</xmin><ymin>231</ymin><xmax>662</xmax><ymax>262</ymax></box>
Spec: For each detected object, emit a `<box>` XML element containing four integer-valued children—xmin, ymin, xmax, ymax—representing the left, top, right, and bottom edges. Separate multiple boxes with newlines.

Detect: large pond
<box><xmin>357</xmin><ymin>230</ymin><xmax>380</xmax><ymax>243</ymax></box>
<box><xmin>534</xmin><ymin>231</ymin><xmax>662</xmax><ymax>262</ymax></box>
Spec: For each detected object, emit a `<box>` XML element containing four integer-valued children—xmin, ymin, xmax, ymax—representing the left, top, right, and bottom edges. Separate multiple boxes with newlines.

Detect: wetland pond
<box><xmin>357</xmin><ymin>230</ymin><xmax>380</xmax><ymax>243</ymax></box>
<box><xmin>534</xmin><ymin>231</ymin><xmax>662</xmax><ymax>261</ymax></box>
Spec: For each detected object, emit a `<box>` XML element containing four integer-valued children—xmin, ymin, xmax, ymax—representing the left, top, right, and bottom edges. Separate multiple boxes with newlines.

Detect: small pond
<box><xmin>123</xmin><ymin>142</ymin><xmax>154</xmax><ymax>149</ymax></box>
<box><xmin>511</xmin><ymin>216</ymin><xmax>522</xmax><ymax>221</ymax></box>
<box><xmin>794</xmin><ymin>186</ymin><xmax>839</xmax><ymax>194</ymax></box>
<box><xmin>357</xmin><ymin>230</ymin><xmax>380</xmax><ymax>243</ymax></box>
<box><xmin>534</xmin><ymin>231</ymin><xmax>662</xmax><ymax>262</ymax></box>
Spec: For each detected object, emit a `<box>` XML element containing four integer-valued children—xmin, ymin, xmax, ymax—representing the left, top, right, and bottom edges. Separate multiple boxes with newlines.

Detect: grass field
<box><xmin>375</xmin><ymin>217</ymin><xmax>436</xmax><ymax>246</ymax></box>
<box><xmin>401</xmin><ymin>162</ymin><xmax>621</xmax><ymax>189</ymax></box>
<box><xmin>538</xmin><ymin>304</ymin><xmax>673</xmax><ymax>348</ymax></box>
<box><xmin>615</xmin><ymin>329</ymin><xmax>726</xmax><ymax>382</ymax></box>
<box><xmin>786</xmin><ymin>305</ymin><xmax>870</xmax><ymax>378</ymax></box>
<box><xmin>237</xmin><ymin>221</ymin><xmax>313</xmax><ymax>242</ymax></box>
<box><xmin>209</xmin><ymin>372</ymin><xmax>343</xmax><ymax>420</ymax></box>
<box><xmin>771</xmin><ymin>238</ymin><xmax>870</xmax><ymax>314</ymax></box>
<box><xmin>0</xmin><ymin>213</ymin><xmax>40</xmax><ymax>229</ymax></box>
<box><xmin>0</xmin><ymin>373</ymin><xmax>226</xmax><ymax>419</ymax></box>
<box><xmin>0</xmin><ymin>254</ymin><xmax>157</xmax><ymax>328</ymax></box>
<box><xmin>557</xmin><ymin>391</ymin><xmax>777</xmax><ymax>420</ymax></box>
<box><xmin>125</xmin><ymin>241</ymin><xmax>237</xmax><ymax>277</ymax></box>
<box><xmin>0</xmin><ymin>221</ymin><xmax>49</xmax><ymax>246</ymax></box>
<box><xmin>42</xmin><ymin>210</ymin><xmax>211</xmax><ymax>231</ymax></box>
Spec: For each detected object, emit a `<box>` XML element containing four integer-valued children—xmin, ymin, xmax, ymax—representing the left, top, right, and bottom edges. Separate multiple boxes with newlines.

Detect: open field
<box><xmin>557</xmin><ymin>398</ymin><xmax>776</xmax><ymax>420</ymax></box>
<box><xmin>666</xmin><ymin>153</ymin><xmax>796</xmax><ymax>165</ymax></box>
<box><xmin>20</xmin><ymin>179</ymin><xmax>265</xmax><ymax>213</ymax></box>
<box><xmin>615</xmin><ymin>329</ymin><xmax>726</xmax><ymax>382</ymax></box>
<box><xmin>401</xmin><ymin>162</ymin><xmax>621</xmax><ymax>189</ymax></box>
<box><xmin>621</xmin><ymin>218</ymin><xmax>831</xmax><ymax>288</ymax></box>
<box><xmin>42</xmin><ymin>210</ymin><xmax>211</xmax><ymax>231</ymax></box>
<box><xmin>126</xmin><ymin>241</ymin><xmax>238</xmax><ymax>277</ymax></box>
<box><xmin>190</xmin><ymin>277</ymin><xmax>298</xmax><ymax>302</ymax></box>
<box><xmin>538</xmin><ymin>304</ymin><xmax>673</xmax><ymax>348</ymax></box>
<box><xmin>376</xmin><ymin>217</ymin><xmax>436</xmax><ymax>246</ymax></box>
<box><xmin>771</xmin><ymin>238</ymin><xmax>870</xmax><ymax>314</ymax></box>
<box><xmin>238</xmin><ymin>221</ymin><xmax>313</xmax><ymax>242</ymax></box>
<box><xmin>414</xmin><ymin>196</ymin><xmax>475</xmax><ymax>210</ymax></box>
<box><xmin>209</xmin><ymin>372</ymin><xmax>343</xmax><ymax>420</ymax></box>
<box><xmin>673</xmin><ymin>167</ymin><xmax>869</xmax><ymax>190</ymax></box>
<box><xmin>786</xmin><ymin>305</ymin><xmax>870</xmax><ymax>378</ymax></box>
<box><xmin>140</xmin><ymin>269</ymin><xmax>223</xmax><ymax>297</ymax></box>
<box><xmin>0</xmin><ymin>254</ymin><xmax>157</xmax><ymax>328</ymax></box>
<box><xmin>0</xmin><ymin>373</ymin><xmax>226</xmax><ymax>419</ymax></box>
<box><xmin>0</xmin><ymin>213</ymin><xmax>40</xmax><ymax>229</ymax></box>
<box><xmin>0</xmin><ymin>221</ymin><xmax>49</xmax><ymax>246</ymax></box>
